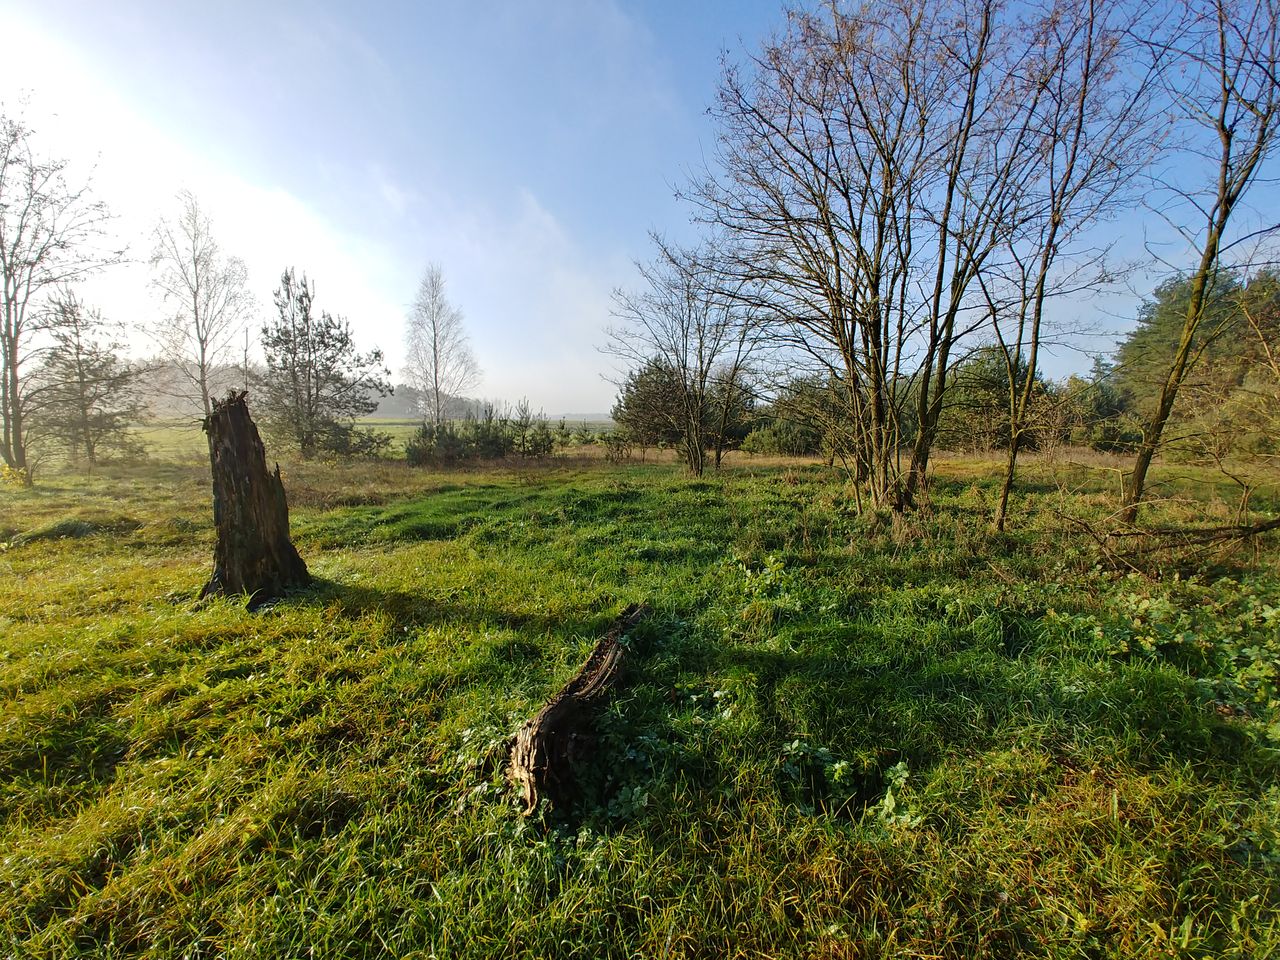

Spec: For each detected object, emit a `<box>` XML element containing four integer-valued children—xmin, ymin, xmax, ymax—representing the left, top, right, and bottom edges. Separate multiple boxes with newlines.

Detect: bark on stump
<box><xmin>510</xmin><ymin>604</ymin><xmax>649</xmax><ymax>814</ymax></box>
<box><xmin>199</xmin><ymin>391</ymin><xmax>309</xmax><ymax>605</ymax></box>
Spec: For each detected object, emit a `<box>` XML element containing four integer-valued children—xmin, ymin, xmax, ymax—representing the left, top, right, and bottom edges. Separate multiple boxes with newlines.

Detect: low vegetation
<box><xmin>2</xmin><ymin>453</ymin><xmax>1277</xmax><ymax>958</ymax></box>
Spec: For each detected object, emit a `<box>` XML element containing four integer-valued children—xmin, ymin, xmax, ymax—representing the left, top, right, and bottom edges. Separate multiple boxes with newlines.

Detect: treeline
<box><xmin>1110</xmin><ymin>270</ymin><xmax>1280</xmax><ymax>466</ymax></box>
<box><xmin>0</xmin><ymin>116</ymin><xmax>500</xmax><ymax>480</ymax></box>
<box><xmin>0</xmin><ymin>136</ymin><xmax>405</xmax><ymax>482</ymax></box>
<box><xmin>729</xmin><ymin>356</ymin><xmax>1141</xmax><ymax>462</ymax></box>
<box><xmin>613</xmin><ymin>266</ymin><xmax>1280</xmax><ymax>475</ymax></box>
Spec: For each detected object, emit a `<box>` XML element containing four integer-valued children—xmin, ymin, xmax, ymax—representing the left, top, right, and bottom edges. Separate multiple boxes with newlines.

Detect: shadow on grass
<box><xmin>293</xmin><ymin>576</ymin><xmax>610</xmax><ymax>642</ymax></box>
<box><xmin>295</xmin><ymin>484</ymin><xmax>657</xmax><ymax>550</ymax></box>
<box><xmin>254</xmin><ymin>562</ymin><xmax>1275</xmax><ymax>833</ymax></box>
<box><xmin>0</xmin><ymin>686</ymin><xmax>132</xmax><ymax>805</ymax></box>
<box><xmin>556</xmin><ymin>607</ymin><xmax>1279</xmax><ymax>833</ymax></box>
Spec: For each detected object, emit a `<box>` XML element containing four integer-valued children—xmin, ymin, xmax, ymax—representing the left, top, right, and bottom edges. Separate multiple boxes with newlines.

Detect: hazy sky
<box><xmin>0</xmin><ymin>0</ymin><xmax>783</xmax><ymax>415</ymax></box>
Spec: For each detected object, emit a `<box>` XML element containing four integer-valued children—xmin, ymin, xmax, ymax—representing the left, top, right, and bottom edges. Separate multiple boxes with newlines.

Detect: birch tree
<box><xmin>149</xmin><ymin>190</ymin><xmax>253</xmax><ymax>419</ymax></box>
<box><xmin>404</xmin><ymin>264</ymin><xmax>479</xmax><ymax>427</ymax></box>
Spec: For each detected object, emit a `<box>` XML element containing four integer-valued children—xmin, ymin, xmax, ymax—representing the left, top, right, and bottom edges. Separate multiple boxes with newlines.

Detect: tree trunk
<box><xmin>994</xmin><ymin>432</ymin><xmax>1020</xmax><ymax>532</ymax></box>
<box><xmin>200</xmin><ymin>390</ymin><xmax>309</xmax><ymax>605</ymax></box>
<box><xmin>510</xmin><ymin>604</ymin><xmax>649</xmax><ymax>814</ymax></box>
<box><xmin>2</xmin><ymin>342</ymin><xmax>30</xmax><ymax>484</ymax></box>
<box><xmin>1120</xmin><ymin>238</ymin><xmax>1218</xmax><ymax>524</ymax></box>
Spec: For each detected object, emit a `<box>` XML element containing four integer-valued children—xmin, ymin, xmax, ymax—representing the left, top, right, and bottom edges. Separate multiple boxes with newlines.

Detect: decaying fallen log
<box><xmin>1059</xmin><ymin>508</ymin><xmax>1280</xmax><ymax>574</ymax></box>
<box><xmin>510</xmin><ymin>603</ymin><xmax>649</xmax><ymax>814</ymax></box>
<box><xmin>199</xmin><ymin>391</ymin><xmax>309</xmax><ymax>606</ymax></box>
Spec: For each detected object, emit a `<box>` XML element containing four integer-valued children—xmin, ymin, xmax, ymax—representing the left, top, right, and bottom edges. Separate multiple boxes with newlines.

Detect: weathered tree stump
<box><xmin>199</xmin><ymin>391</ymin><xmax>309</xmax><ymax>605</ymax></box>
<box><xmin>510</xmin><ymin>604</ymin><xmax>649</xmax><ymax>814</ymax></box>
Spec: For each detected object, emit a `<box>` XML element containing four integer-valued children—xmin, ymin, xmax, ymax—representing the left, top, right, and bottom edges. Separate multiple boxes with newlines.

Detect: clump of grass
<box><xmin>10</xmin><ymin>515</ymin><xmax>143</xmax><ymax>546</ymax></box>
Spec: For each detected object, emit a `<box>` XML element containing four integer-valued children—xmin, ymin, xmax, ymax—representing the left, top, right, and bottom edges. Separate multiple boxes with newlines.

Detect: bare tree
<box><xmin>607</xmin><ymin>237</ymin><xmax>757</xmax><ymax>476</ymax></box>
<box><xmin>404</xmin><ymin>264</ymin><xmax>480</xmax><ymax>427</ymax></box>
<box><xmin>0</xmin><ymin>108</ymin><xmax>120</xmax><ymax>483</ymax></box>
<box><xmin>979</xmin><ymin>0</ymin><xmax>1158</xmax><ymax>530</ymax></box>
<box><xmin>149</xmin><ymin>190</ymin><xmax>254</xmax><ymax>419</ymax></box>
<box><xmin>692</xmin><ymin>0</ymin><xmax>1093</xmax><ymax>510</ymax></box>
<box><xmin>1120</xmin><ymin>0</ymin><xmax>1280</xmax><ymax>522</ymax></box>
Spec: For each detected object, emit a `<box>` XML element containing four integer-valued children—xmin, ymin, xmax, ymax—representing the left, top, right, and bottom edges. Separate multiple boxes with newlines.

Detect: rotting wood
<box><xmin>1059</xmin><ymin>508</ymin><xmax>1280</xmax><ymax>575</ymax></box>
<box><xmin>199</xmin><ymin>390</ymin><xmax>309</xmax><ymax>607</ymax></box>
<box><xmin>510</xmin><ymin>603</ymin><xmax>649</xmax><ymax>814</ymax></box>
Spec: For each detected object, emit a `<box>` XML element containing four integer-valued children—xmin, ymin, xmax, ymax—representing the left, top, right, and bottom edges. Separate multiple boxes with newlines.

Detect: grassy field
<box><xmin>128</xmin><ymin>418</ymin><xmax>615</xmax><ymax>463</ymax></box>
<box><xmin>1</xmin><ymin>450</ymin><xmax>1278</xmax><ymax>958</ymax></box>
<box><xmin>129</xmin><ymin>420</ymin><xmax>426</xmax><ymax>462</ymax></box>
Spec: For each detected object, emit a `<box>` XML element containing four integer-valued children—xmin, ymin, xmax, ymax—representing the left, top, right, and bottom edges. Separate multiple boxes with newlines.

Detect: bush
<box><xmin>571</xmin><ymin>421</ymin><xmax>599</xmax><ymax>446</ymax></box>
<box><xmin>405</xmin><ymin>403</ymin><xmax>557</xmax><ymax>466</ymax></box>
<box><xmin>602</xmin><ymin>432</ymin><xmax>632</xmax><ymax>463</ymax></box>
<box><xmin>741</xmin><ymin>420</ymin><xmax>821</xmax><ymax>457</ymax></box>
<box><xmin>318</xmin><ymin>423</ymin><xmax>393</xmax><ymax>460</ymax></box>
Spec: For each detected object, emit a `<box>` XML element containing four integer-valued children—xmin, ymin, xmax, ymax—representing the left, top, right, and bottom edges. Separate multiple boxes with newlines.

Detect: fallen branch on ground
<box><xmin>509</xmin><ymin>603</ymin><xmax>649</xmax><ymax>815</ymax></box>
<box><xmin>1057</xmin><ymin>510</ymin><xmax>1280</xmax><ymax>574</ymax></box>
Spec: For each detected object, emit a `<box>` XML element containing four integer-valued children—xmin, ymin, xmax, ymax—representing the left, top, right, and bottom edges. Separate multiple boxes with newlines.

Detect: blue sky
<box><xmin>1</xmin><ymin>0</ymin><xmax>788</xmax><ymax>414</ymax></box>
<box><xmin>2</xmin><ymin>1</ymin><xmax>1272</xmax><ymax>415</ymax></box>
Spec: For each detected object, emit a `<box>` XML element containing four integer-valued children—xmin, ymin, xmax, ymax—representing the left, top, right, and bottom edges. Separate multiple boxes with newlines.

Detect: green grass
<box><xmin>1</xmin><ymin>455</ymin><xmax>1278</xmax><ymax>958</ymax></box>
<box><xmin>128</xmin><ymin>419</ymin><xmax>423</xmax><ymax>462</ymax></box>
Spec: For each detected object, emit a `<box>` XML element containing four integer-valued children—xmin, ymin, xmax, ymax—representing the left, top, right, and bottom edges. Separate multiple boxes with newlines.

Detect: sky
<box><xmin>0</xmin><ymin>0</ymin><xmax>783</xmax><ymax>416</ymax></box>
<box><xmin>1</xmin><ymin>1</ymin><xmax>1274</xmax><ymax>416</ymax></box>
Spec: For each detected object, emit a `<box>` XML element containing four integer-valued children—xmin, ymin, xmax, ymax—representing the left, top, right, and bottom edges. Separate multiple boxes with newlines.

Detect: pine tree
<box><xmin>259</xmin><ymin>269</ymin><xmax>391</xmax><ymax>459</ymax></box>
<box><xmin>35</xmin><ymin>293</ymin><xmax>144</xmax><ymax>468</ymax></box>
